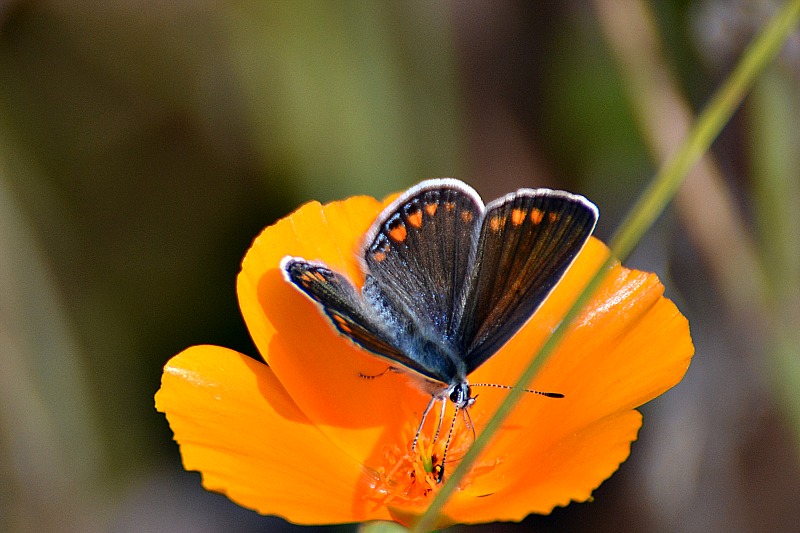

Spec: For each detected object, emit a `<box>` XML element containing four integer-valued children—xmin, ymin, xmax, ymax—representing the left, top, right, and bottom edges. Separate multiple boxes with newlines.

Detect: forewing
<box><xmin>281</xmin><ymin>257</ymin><xmax>443</xmax><ymax>381</ymax></box>
<box><xmin>362</xmin><ymin>179</ymin><xmax>483</xmax><ymax>346</ymax></box>
<box><xmin>457</xmin><ymin>190</ymin><xmax>598</xmax><ymax>371</ymax></box>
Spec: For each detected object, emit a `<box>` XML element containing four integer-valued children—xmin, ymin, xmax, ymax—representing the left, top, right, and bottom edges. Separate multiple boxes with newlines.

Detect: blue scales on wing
<box><xmin>362</xmin><ymin>181</ymin><xmax>483</xmax><ymax>349</ymax></box>
<box><xmin>283</xmin><ymin>179</ymin><xmax>598</xmax><ymax>391</ymax></box>
<box><xmin>281</xmin><ymin>257</ymin><xmax>444</xmax><ymax>382</ymax></box>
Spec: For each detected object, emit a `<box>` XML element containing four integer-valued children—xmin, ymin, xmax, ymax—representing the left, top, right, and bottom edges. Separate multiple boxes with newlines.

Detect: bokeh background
<box><xmin>1</xmin><ymin>1</ymin><xmax>799</xmax><ymax>532</ymax></box>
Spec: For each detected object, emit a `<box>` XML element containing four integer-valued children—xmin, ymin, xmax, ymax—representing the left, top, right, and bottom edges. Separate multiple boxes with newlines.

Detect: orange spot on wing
<box><xmin>332</xmin><ymin>315</ymin><xmax>352</xmax><ymax>333</ymax></box>
<box><xmin>312</xmin><ymin>271</ymin><xmax>327</xmax><ymax>283</ymax></box>
<box><xmin>461</xmin><ymin>210</ymin><xmax>474</xmax><ymax>223</ymax></box>
<box><xmin>425</xmin><ymin>203</ymin><xmax>438</xmax><ymax>217</ymax></box>
<box><xmin>530</xmin><ymin>208</ymin><xmax>544</xmax><ymax>224</ymax></box>
<box><xmin>389</xmin><ymin>224</ymin><xmax>408</xmax><ymax>243</ymax></box>
<box><xmin>511</xmin><ymin>208</ymin><xmax>526</xmax><ymax>226</ymax></box>
<box><xmin>407</xmin><ymin>208</ymin><xmax>423</xmax><ymax>228</ymax></box>
<box><xmin>164</xmin><ymin>185</ymin><xmax>695</xmax><ymax>526</ymax></box>
<box><xmin>372</xmin><ymin>251</ymin><xmax>387</xmax><ymax>262</ymax></box>
<box><xmin>549</xmin><ymin>212</ymin><xmax>559</xmax><ymax>223</ymax></box>
<box><xmin>444</xmin><ymin>202</ymin><xmax>456</xmax><ymax>212</ymax></box>
<box><xmin>489</xmin><ymin>216</ymin><xmax>504</xmax><ymax>232</ymax></box>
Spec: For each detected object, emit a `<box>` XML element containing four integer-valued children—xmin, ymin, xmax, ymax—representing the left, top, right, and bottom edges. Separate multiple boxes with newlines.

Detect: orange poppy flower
<box><xmin>155</xmin><ymin>188</ymin><xmax>693</xmax><ymax>527</ymax></box>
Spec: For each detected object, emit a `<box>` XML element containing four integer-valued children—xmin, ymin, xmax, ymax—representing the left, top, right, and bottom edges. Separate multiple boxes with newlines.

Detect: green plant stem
<box><xmin>411</xmin><ymin>2</ymin><xmax>800</xmax><ymax>531</ymax></box>
<box><xmin>609</xmin><ymin>0</ymin><xmax>800</xmax><ymax>259</ymax></box>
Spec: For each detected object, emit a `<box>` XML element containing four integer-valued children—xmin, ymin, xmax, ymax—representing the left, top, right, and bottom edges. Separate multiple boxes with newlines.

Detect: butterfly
<box><xmin>281</xmin><ymin>178</ymin><xmax>598</xmax><ymax>481</ymax></box>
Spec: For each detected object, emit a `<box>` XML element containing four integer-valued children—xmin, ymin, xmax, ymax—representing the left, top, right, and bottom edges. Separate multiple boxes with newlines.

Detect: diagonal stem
<box><xmin>411</xmin><ymin>2</ymin><xmax>800</xmax><ymax>531</ymax></box>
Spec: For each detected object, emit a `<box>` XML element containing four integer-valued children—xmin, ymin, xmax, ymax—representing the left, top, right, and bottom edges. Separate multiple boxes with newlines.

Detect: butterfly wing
<box><xmin>456</xmin><ymin>189</ymin><xmax>598</xmax><ymax>372</ymax></box>
<box><xmin>362</xmin><ymin>179</ymin><xmax>483</xmax><ymax>347</ymax></box>
<box><xmin>281</xmin><ymin>257</ymin><xmax>441</xmax><ymax>380</ymax></box>
<box><xmin>285</xmin><ymin>182</ymin><xmax>597</xmax><ymax>387</ymax></box>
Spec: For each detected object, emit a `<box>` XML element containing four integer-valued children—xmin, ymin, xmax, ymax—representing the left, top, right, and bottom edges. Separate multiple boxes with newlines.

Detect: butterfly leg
<box><xmin>411</xmin><ymin>396</ymin><xmax>437</xmax><ymax>451</ymax></box>
<box><xmin>435</xmin><ymin>406</ymin><xmax>461</xmax><ymax>484</ymax></box>
<box><xmin>432</xmin><ymin>397</ymin><xmax>447</xmax><ymax>443</ymax></box>
<box><xmin>461</xmin><ymin>407</ymin><xmax>476</xmax><ymax>448</ymax></box>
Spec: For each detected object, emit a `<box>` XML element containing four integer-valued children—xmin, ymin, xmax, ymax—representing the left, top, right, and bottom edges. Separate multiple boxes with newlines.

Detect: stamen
<box><xmin>365</xmin><ymin>420</ymin><xmax>502</xmax><ymax>508</ymax></box>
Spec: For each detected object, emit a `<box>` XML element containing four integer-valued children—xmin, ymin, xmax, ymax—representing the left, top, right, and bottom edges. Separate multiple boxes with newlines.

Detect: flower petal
<box><xmin>474</xmin><ymin>240</ymin><xmax>692</xmax><ymax>442</ymax></box>
<box><xmin>231</xmin><ymin>193</ymin><xmax>694</xmax><ymax>523</ymax></box>
<box><xmin>236</xmin><ymin>197</ymin><xmax>432</xmax><ymax>465</ymax></box>
<box><xmin>238</xmin><ymin>196</ymin><xmax>379</xmax><ymax>361</ymax></box>
<box><xmin>446</xmin><ymin>410</ymin><xmax>643</xmax><ymax>523</ymax></box>
<box><xmin>155</xmin><ymin>345</ymin><xmax>392</xmax><ymax>524</ymax></box>
<box><xmin>441</xmin><ymin>238</ymin><xmax>693</xmax><ymax>517</ymax></box>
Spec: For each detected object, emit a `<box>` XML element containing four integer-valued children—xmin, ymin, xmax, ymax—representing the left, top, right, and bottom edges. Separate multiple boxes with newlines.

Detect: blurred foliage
<box><xmin>0</xmin><ymin>1</ymin><xmax>798</xmax><ymax>532</ymax></box>
<box><xmin>750</xmin><ymin>65</ymin><xmax>800</xmax><ymax>454</ymax></box>
<box><xmin>227</xmin><ymin>1</ymin><xmax>462</xmax><ymax>201</ymax></box>
<box><xmin>0</xmin><ymin>140</ymin><xmax>105</xmax><ymax>532</ymax></box>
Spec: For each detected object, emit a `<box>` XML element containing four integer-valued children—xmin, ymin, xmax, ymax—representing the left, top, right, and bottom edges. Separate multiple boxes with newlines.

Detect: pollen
<box><xmin>364</xmin><ymin>421</ymin><xmax>500</xmax><ymax>509</ymax></box>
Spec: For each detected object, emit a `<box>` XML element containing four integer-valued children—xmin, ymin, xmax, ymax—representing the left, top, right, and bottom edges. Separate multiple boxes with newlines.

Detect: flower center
<box><xmin>364</xmin><ymin>420</ymin><xmax>502</xmax><ymax>509</ymax></box>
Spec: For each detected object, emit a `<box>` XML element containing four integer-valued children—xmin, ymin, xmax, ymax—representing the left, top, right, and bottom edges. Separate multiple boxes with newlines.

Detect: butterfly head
<box><xmin>448</xmin><ymin>381</ymin><xmax>475</xmax><ymax>410</ymax></box>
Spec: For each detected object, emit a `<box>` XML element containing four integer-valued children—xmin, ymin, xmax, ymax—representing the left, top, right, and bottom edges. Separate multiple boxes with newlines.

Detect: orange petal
<box><xmin>231</xmin><ymin>192</ymin><xmax>694</xmax><ymax>523</ymax></box>
<box><xmin>474</xmin><ymin>239</ymin><xmax>692</xmax><ymax>437</ymax></box>
<box><xmin>155</xmin><ymin>345</ymin><xmax>392</xmax><ymax>524</ymax></box>
<box><xmin>445</xmin><ymin>410</ymin><xmax>643</xmax><ymax>523</ymax></box>
<box><xmin>237</xmin><ymin>197</ymin><xmax>428</xmax><ymax>464</ymax></box>
<box><xmin>470</xmin><ymin>239</ymin><xmax>692</xmax><ymax>414</ymax></box>
<box><xmin>237</xmin><ymin>196</ymin><xmax>379</xmax><ymax>360</ymax></box>
<box><xmin>438</xmin><ymin>238</ymin><xmax>693</xmax><ymax>516</ymax></box>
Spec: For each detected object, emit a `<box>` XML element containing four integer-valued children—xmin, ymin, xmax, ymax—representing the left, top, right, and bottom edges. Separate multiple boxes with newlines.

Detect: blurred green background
<box><xmin>1</xmin><ymin>1</ymin><xmax>798</xmax><ymax>532</ymax></box>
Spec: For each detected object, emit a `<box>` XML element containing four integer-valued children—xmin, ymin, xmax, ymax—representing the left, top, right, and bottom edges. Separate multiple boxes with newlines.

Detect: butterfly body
<box><xmin>281</xmin><ymin>179</ymin><xmax>598</xmax><ymax>477</ymax></box>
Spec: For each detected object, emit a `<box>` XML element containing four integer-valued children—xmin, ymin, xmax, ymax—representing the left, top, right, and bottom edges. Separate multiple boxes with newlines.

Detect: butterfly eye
<box><xmin>449</xmin><ymin>384</ymin><xmax>472</xmax><ymax>408</ymax></box>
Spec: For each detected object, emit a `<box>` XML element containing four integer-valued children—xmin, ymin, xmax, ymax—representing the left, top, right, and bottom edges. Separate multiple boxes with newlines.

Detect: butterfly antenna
<box><xmin>435</xmin><ymin>406</ymin><xmax>460</xmax><ymax>484</ymax></box>
<box><xmin>412</xmin><ymin>396</ymin><xmax>437</xmax><ymax>451</ymax></box>
<box><xmin>358</xmin><ymin>366</ymin><xmax>393</xmax><ymax>380</ymax></box>
<box><xmin>471</xmin><ymin>383</ymin><xmax>564</xmax><ymax>398</ymax></box>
